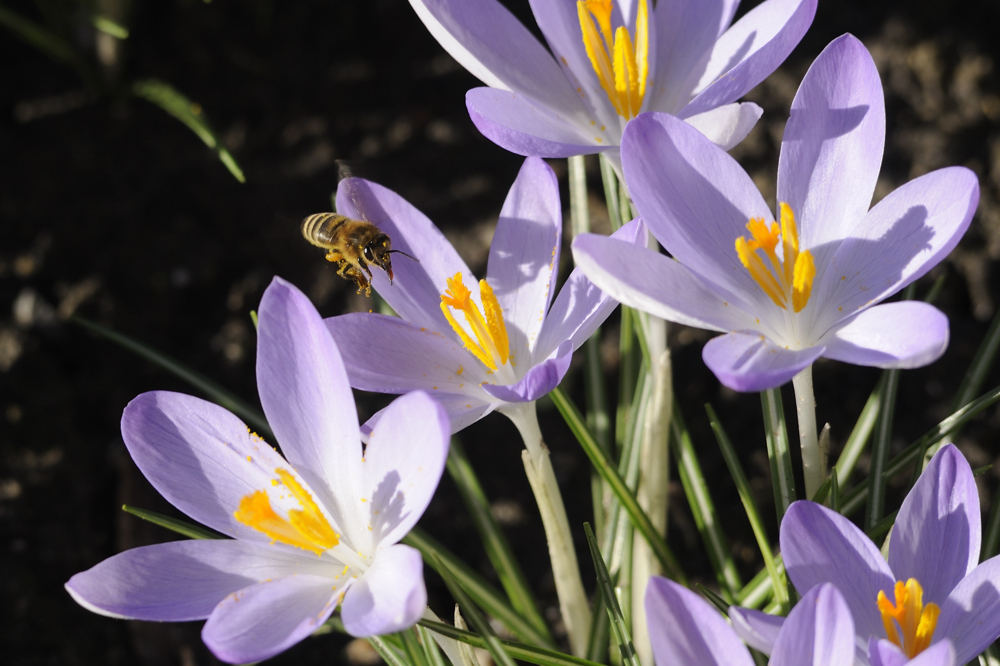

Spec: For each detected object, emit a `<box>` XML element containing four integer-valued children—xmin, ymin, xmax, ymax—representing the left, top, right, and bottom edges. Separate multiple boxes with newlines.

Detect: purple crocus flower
<box><xmin>730</xmin><ymin>444</ymin><xmax>999</xmax><ymax>665</ymax></box>
<box><xmin>408</xmin><ymin>0</ymin><xmax>816</xmax><ymax>166</ymax></box>
<box><xmin>66</xmin><ymin>278</ymin><xmax>450</xmax><ymax>664</ymax></box>
<box><xmin>572</xmin><ymin>34</ymin><xmax>980</xmax><ymax>392</ymax></box>
<box><xmin>325</xmin><ymin>157</ymin><xmax>645</xmax><ymax>432</ymax></box>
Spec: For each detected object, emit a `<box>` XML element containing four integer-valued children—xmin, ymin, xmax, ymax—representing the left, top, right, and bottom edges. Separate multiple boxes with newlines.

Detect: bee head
<box><xmin>364</xmin><ymin>235</ymin><xmax>395</xmax><ymax>283</ymax></box>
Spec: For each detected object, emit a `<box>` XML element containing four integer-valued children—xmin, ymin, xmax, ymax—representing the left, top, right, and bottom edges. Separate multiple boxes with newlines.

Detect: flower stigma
<box><xmin>440</xmin><ymin>273</ymin><xmax>511</xmax><ymax>373</ymax></box>
<box><xmin>235</xmin><ymin>468</ymin><xmax>340</xmax><ymax>556</ymax></box>
<box><xmin>877</xmin><ymin>578</ymin><xmax>940</xmax><ymax>658</ymax></box>
<box><xmin>577</xmin><ymin>0</ymin><xmax>649</xmax><ymax>120</ymax></box>
<box><xmin>735</xmin><ymin>203</ymin><xmax>815</xmax><ymax>312</ymax></box>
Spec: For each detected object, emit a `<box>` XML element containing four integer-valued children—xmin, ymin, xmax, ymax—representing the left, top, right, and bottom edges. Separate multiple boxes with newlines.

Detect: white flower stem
<box><xmin>503</xmin><ymin>401</ymin><xmax>592</xmax><ymax>657</ymax></box>
<box><xmin>792</xmin><ymin>366</ymin><xmax>823</xmax><ymax>499</ymax></box>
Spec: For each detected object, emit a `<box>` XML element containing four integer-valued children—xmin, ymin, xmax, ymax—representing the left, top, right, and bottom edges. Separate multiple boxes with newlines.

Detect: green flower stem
<box><xmin>503</xmin><ymin>401</ymin><xmax>592</xmax><ymax>657</ymax></box>
<box><xmin>792</xmin><ymin>366</ymin><xmax>823</xmax><ymax>499</ymax></box>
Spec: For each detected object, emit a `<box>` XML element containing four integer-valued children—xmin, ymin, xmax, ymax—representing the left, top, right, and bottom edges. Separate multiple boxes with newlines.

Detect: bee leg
<box><xmin>325</xmin><ymin>249</ymin><xmax>342</xmax><ymax>263</ymax></box>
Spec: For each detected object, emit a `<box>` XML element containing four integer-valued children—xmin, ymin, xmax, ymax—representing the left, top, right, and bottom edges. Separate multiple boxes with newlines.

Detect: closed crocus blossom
<box><xmin>66</xmin><ymin>278</ymin><xmax>450</xmax><ymax>664</ymax></box>
<box><xmin>409</xmin><ymin>0</ymin><xmax>816</xmax><ymax>167</ymax></box>
<box><xmin>730</xmin><ymin>445</ymin><xmax>998</xmax><ymax>666</ymax></box>
<box><xmin>572</xmin><ymin>34</ymin><xmax>980</xmax><ymax>393</ymax></box>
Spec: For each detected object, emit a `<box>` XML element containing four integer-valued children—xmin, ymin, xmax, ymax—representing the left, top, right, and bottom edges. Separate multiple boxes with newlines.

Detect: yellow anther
<box><xmin>735</xmin><ymin>204</ymin><xmax>815</xmax><ymax>312</ymax></box>
<box><xmin>440</xmin><ymin>273</ymin><xmax>510</xmax><ymax>372</ymax></box>
<box><xmin>234</xmin><ymin>469</ymin><xmax>339</xmax><ymax>556</ymax></box>
<box><xmin>877</xmin><ymin>579</ymin><xmax>940</xmax><ymax>658</ymax></box>
<box><xmin>578</xmin><ymin>0</ymin><xmax>649</xmax><ymax>119</ymax></box>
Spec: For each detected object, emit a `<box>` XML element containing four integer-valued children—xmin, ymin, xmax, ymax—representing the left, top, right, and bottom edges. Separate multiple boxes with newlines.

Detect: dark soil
<box><xmin>3</xmin><ymin>1</ymin><xmax>1000</xmax><ymax>664</ymax></box>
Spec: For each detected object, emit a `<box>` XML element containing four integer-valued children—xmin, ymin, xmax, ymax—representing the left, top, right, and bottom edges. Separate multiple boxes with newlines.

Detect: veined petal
<box><xmin>684</xmin><ymin>102</ymin><xmax>763</xmax><ymax>150</ymax></box>
<box><xmin>335</xmin><ymin>177</ymin><xmax>475</xmax><ymax>335</ymax></box>
<box><xmin>65</xmin><ymin>540</ymin><xmax>326</xmax><ymax>621</ymax></box>
<box><xmin>482</xmin><ymin>340</ymin><xmax>573</xmax><ymax>403</ymax></box>
<box><xmin>702</xmin><ymin>332</ymin><xmax>825</xmax><ymax>392</ymax></box>
<box><xmin>364</xmin><ymin>392</ymin><xmax>498</xmax><ymax>437</ymax></box>
<box><xmin>778</xmin><ymin>34</ymin><xmax>885</xmax><ymax>251</ymax></box>
<box><xmin>888</xmin><ymin>445</ymin><xmax>980</xmax><ymax>602</ymax></box>
<box><xmin>202</xmin><ymin>574</ymin><xmax>340</xmax><ymax>664</ymax></box>
<box><xmin>781</xmin><ymin>501</ymin><xmax>895</xmax><ymax>642</ymax></box>
<box><xmin>729</xmin><ymin>605</ymin><xmax>784</xmax><ymax>655</ymax></box>
<box><xmin>936</xmin><ymin>556</ymin><xmax>1000</xmax><ymax>665</ymax></box>
<box><xmin>360</xmin><ymin>392</ymin><xmax>450</xmax><ymax>549</ymax></box>
<box><xmin>770</xmin><ymin>584</ymin><xmax>855</xmax><ymax>666</ymax></box>
<box><xmin>486</xmin><ymin>157</ymin><xmax>561</xmax><ymax>363</ymax></box>
<box><xmin>467</xmin><ymin>87</ymin><xmax>609</xmax><ymax>156</ymax></box>
<box><xmin>868</xmin><ymin>637</ymin><xmax>956</xmax><ymax>666</ymax></box>
<box><xmin>682</xmin><ymin>0</ymin><xmax>817</xmax><ymax>118</ymax></box>
<box><xmin>644</xmin><ymin>576</ymin><xmax>755</xmax><ymax>666</ymax></box>
<box><xmin>819</xmin><ymin>301</ymin><xmax>949</xmax><ymax>369</ymax></box>
<box><xmin>341</xmin><ymin>544</ymin><xmax>427</xmax><ymax>637</ymax></box>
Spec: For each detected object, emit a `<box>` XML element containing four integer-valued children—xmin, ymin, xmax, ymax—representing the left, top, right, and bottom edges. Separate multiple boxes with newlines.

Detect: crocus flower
<box><xmin>66</xmin><ymin>278</ymin><xmax>450</xmax><ymax>664</ymax></box>
<box><xmin>573</xmin><ymin>33</ymin><xmax>980</xmax><ymax>392</ymax></box>
<box><xmin>729</xmin><ymin>444</ymin><xmax>999</xmax><ymax>665</ymax></box>
<box><xmin>409</xmin><ymin>0</ymin><xmax>816</xmax><ymax>166</ymax></box>
<box><xmin>325</xmin><ymin>156</ymin><xmax>645</xmax><ymax>432</ymax></box>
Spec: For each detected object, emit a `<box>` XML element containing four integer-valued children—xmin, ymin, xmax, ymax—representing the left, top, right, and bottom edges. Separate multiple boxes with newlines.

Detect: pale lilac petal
<box><xmin>481</xmin><ymin>341</ymin><xmax>573</xmax><ymax>402</ymax></box>
<box><xmin>777</xmin><ymin>34</ymin><xmax>885</xmax><ymax>251</ymax></box>
<box><xmin>202</xmin><ymin>574</ymin><xmax>339</xmax><ymax>664</ymax></box>
<box><xmin>66</xmin><ymin>540</ymin><xmax>323</xmax><ymax>621</ymax></box>
<box><xmin>121</xmin><ymin>391</ymin><xmax>314</xmax><ymax>544</ymax></box>
<box><xmin>770</xmin><ymin>584</ymin><xmax>855</xmax><ymax>666</ymax></box>
<box><xmin>684</xmin><ymin>102</ymin><xmax>763</xmax><ymax>150</ymax></box>
<box><xmin>645</xmin><ymin>576</ymin><xmax>755</xmax><ymax>666</ymax></box>
<box><xmin>620</xmin><ymin>111</ymin><xmax>777</xmax><ymax>312</ymax></box>
<box><xmin>407</xmin><ymin>0</ymin><xmax>584</xmax><ymax>116</ymax></box>
<box><xmin>571</xmin><ymin>232</ymin><xmax>757</xmax><ymax>332</ymax></box>
<box><xmin>729</xmin><ymin>605</ymin><xmax>784</xmax><ymax>655</ymax></box>
<box><xmin>702</xmin><ymin>332</ymin><xmax>826</xmax><ymax>392</ymax></box>
<box><xmin>341</xmin><ymin>544</ymin><xmax>427</xmax><ymax>637</ymax></box>
<box><xmin>812</xmin><ymin>167</ymin><xmax>979</xmax><ymax>334</ymax></box>
<box><xmin>361</xmin><ymin>392</ymin><xmax>450</xmax><ymax>549</ymax></box>
<box><xmin>257</xmin><ymin>278</ymin><xmax>364</xmax><ymax>531</ymax></box>
<box><xmin>869</xmin><ymin>639</ymin><xmax>956</xmax><ymax>666</ymax></box>
<box><xmin>780</xmin><ymin>501</ymin><xmax>894</xmax><ymax>641</ymax></box>
<box><xmin>938</xmin><ymin>557</ymin><xmax>1000</xmax><ymax>665</ymax></box>
<box><xmin>648</xmin><ymin>0</ymin><xmax>741</xmax><ymax>113</ymax></box>
<box><xmin>536</xmin><ymin>219</ymin><xmax>646</xmax><ymax>360</ymax></box>
<box><xmin>819</xmin><ymin>301</ymin><xmax>949</xmax><ymax>370</ymax></box>
<box><xmin>336</xmin><ymin>177</ymin><xmax>475</xmax><ymax>335</ymax></box>
<box><xmin>683</xmin><ymin>0</ymin><xmax>817</xmax><ymax>117</ymax></box>
<box><xmin>908</xmin><ymin>640</ymin><xmax>956</xmax><ymax>666</ymax></box>
<box><xmin>325</xmin><ymin>313</ymin><xmax>490</xmax><ymax>395</ymax></box>
<box><xmin>467</xmin><ymin>88</ymin><xmax>606</xmax><ymax>157</ymax></box>
<box><xmin>362</xmin><ymin>392</ymin><xmax>497</xmax><ymax>437</ymax></box>
<box><xmin>486</xmin><ymin>157</ymin><xmax>561</xmax><ymax>363</ymax></box>
<box><xmin>888</xmin><ymin>444</ymin><xmax>980</xmax><ymax>602</ymax></box>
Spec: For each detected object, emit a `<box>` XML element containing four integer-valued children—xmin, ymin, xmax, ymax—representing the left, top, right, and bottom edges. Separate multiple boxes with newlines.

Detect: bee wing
<box><xmin>335</xmin><ymin>159</ymin><xmax>372</xmax><ymax>224</ymax></box>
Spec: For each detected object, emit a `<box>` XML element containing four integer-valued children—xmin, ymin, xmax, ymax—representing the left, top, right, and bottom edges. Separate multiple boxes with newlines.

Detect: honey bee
<box><xmin>301</xmin><ymin>167</ymin><xmax>416</xmax><ymax>296</ymax></box>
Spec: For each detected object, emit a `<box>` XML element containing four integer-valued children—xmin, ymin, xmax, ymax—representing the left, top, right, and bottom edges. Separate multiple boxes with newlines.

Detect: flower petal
<box><xmin>908</xmin><ymin>640</ymin><xmax>956</xmax><ymax>666</ymax></box>
<box><xmin>644</xmin><ymin>576</ymin><xmax>754</xmax><ymax>666</ymax></box>
<box><xmin>202</xmin><ymin>574</ymin><xmax>339</xmax><ymax>664</ymax></box>
<box><xmin>777</xmin><ymin>34</ymin><xmax>885</xmax><ymax>251</ymax></box>
<box><xmin>937</xmin><ymin>556</ymin><xmax>1000</xmax><ymax>665</ymax></box>
<box><xmin>702</xmin><ymin>332</ymin><xmax>826</xmax><ymax>392</ymax></box>
<box><xmin>770</xmin><ymin>584</ymin><xmax>855</xmax><ymax>666</ymax></box>
<box><xmin>571</xmin><ymin>231</ymin><xmax>757</xmax><ymax>332</ymax></box>
<box><xmin>620</xmin><ymin>111</ymin><xmax>777</xmax><ymax>312</ymax></box>
<box><xmin>65</xmin><ymin>540</ymin><xmax>323</xmax><ymax>621</ymax></box>
<box><xmin>728</xmin><ymin>605</ymin><xmax>784</xmax><ymax>655</ymax></box>
<box><xmin>780</xmin><ymin>501</ymin><xmax>894</xmax><ymax>642</ymax></box>
<box><xmin>812</xmin><ymin>167</ymin><xmax>979</xmax><ymax>334</ymax></box>
<box><xmin>487</xmin><ymin>157</ymin><xmax>562</xmax><ymax>363</ymax></box>
<box><xmin>335</xmin><ymin>177</ymin><xmax>474</xmax><ymax>334</ymax></box>
<box><xmin>682</xmin><ymin>0</ymin><xmax>817</xmax><ymax>118</ymax></box>
<box><xmin>888</xmin><ymin>444</ymin><xmax>980</xmax><ymax>603</ymax></box>
<box><xmin>819</xmin><ymin>301</ymin><xmax>949</xmax><ymax>369</ymax></box>
<box><xmin>362</xmin><ymin>392</ymin><xmax>498</xmax><ymax>437</ymax></box>
<box><xmin>868</xmin><ymin>638</ymin><xmax>956</xmax><ymax>666</ymax></box>
<box><xmin>466</xmin><ymin>88</ymin><xmax>606</xmax><ymax>157</ymax></box>
<box><xmin>361</xmin><ymin>392</ymin><xmax>450</xmax><ymax>549</ymax></box>
<box><xmin>481</xmin><ymin>341</ymin><xmax>573</xmax><ymax>402</ymax></box>
<box><xmin>684</xmin><ymin>102</ymin><xmax>763</xmax><ymax>150</ymax></box>
<box><xmin>257</xmin><ymin>277</ymin><xmax>364</xmax><ymax>534</ymax></box>
<box><xmin>536</xmin><ymin>219</ymin><xmax>646</xmax><ymax>360</ymax></box>
<box><xmin>341</xmin><ymin>544</ymin><xmax>427</xmax><ymax>637</ymax></box>
<box><xmin>407</xmin><ymin>0</ymin><xmax>584</xmax><ymax>116</ymax></box>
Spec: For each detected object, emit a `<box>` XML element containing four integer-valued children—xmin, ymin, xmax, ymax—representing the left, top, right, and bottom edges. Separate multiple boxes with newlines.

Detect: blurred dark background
<box><xmin>2</xmin><ymin>0</ymin><xmax>1000</xmax><ymax>663</ymax></box>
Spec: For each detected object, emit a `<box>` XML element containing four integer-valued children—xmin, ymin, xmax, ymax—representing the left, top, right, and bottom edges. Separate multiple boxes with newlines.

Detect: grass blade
<box><xmin>866</xmin><ymin>367</ymin><xmax>901</xmax><ymax>531</ymax></box>
<box><xmin>585</xmin><ymin>585</ymin><xmax>611</xmax><ymax>664</ymax></box>
<box><xmin>695</xmin><ymin>584</ymin><xmax>731</xmax><ymax>615</ymax></box>
<box><xmin>0</xmin><ymin>5</ymin><xmax>95</xmax><ymax>85</ymax></box>
<box><xmin>418</xmin><ymin>624</ymin><xmax>449</xmax><ymax>666</ymax></box>
<box><xmin>368</xmin><ymin>635</ymin><xmax>410</xmax><ymax>666</ymax></box>
<box><xmin>131</xmin><ymin>78</ymin><xmax>246</xmax><ymax>183</ymax></box>
<box><xmin>584</xmin><ymin>524</ymin><xmax>639</xmax><ymax>666</ymax></box>
<box><xmin>399</xmin><ymin>628</ymin><xmax>431</xmax><ymax>666</ymax></box>
<box><xmin>982</xmin><ymin>490</ymin><xmax>1000</xmax><ymax>561</ymax></box>
<box><xmin>761</xmin><ymin>388</ymin><xmax>797</xmax><ymax>522</ymax></box>
<box><xmin>420</xmin><ymin>621</ymin><xmax>605</xmax><ymax>666</ymax></box>
<box><xmin>952</xmin><ymin>303</ymin><xmax>1000</xmax><ymax>413</ymax></box>
<box><xmin>122</xmin><ymin>504</ymin><xmax>222</xmax><ymax>540</ymax></box>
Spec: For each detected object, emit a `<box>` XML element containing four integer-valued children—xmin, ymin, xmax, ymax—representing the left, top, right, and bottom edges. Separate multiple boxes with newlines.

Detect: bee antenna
<box><xmin>387</xmin><ymin>249</ymin><xmax>419</xmax><ymax>262</ymax></box>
